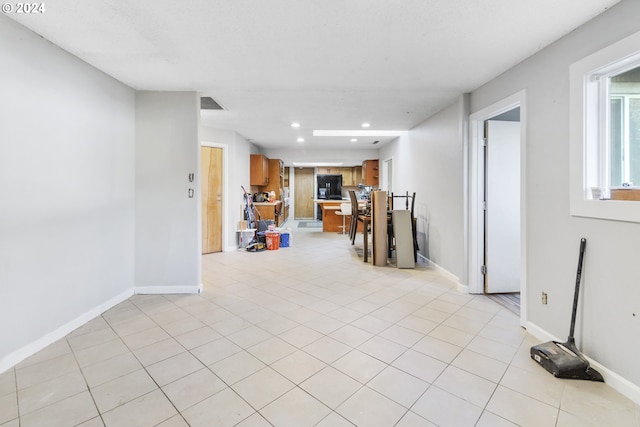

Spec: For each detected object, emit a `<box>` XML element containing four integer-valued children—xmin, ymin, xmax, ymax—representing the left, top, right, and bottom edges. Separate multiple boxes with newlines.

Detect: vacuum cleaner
<box><xmin>530</xmin><ymin>238</ymin><xmax>604</xmax><ymax>382</ymax></box>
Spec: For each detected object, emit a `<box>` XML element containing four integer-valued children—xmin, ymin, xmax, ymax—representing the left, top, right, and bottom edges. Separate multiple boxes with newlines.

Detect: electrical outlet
<box><xmin>541</xmin><ymin>292</ymin><xmax>548</xmax><ymax>305</ymax></box>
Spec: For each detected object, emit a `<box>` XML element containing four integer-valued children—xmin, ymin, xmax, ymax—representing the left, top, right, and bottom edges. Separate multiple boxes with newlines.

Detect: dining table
<box><xmin>357</xmin><ymin>213</ymin><xmax>393</xmax><ymax>263</ymax></box>
<box><xmin>358</xmin><ymin>212</ymin><xmax>417</xmax><ymax>263</ymax></box>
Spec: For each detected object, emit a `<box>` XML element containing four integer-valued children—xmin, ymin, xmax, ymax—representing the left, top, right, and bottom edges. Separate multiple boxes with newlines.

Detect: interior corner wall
<box><xmin>0</xmin><ymin>16</ymin><xmax>135</xmax><ymax>367</ymax></box>
<box><xmin>379</xmin><ymin>95</ymin><xmax>467</xmax><ymax>283</ymax></box>
<box><xmin>199</xmin><ymin>126</ymin><xmax>254</xmax><ymax>251</ymax></box>
<box><xmin>470</xmin><ymin>0</ymin><xmax>640</xmax><ymax>389</ymax></box>
<box><xmin>135</xmin><ymin>92</ymin><xmax>200</xmax><ymax>292</ymax></box>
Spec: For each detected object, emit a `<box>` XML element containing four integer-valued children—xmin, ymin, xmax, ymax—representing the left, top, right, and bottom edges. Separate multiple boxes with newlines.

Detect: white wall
<box><xmin>380</xmin><ymin>95</ymin><xmax>469</xmax><ymax>285</ymax></box>
<box><xmin>135</xmin><ymin>92</ymin><xmax>201</xmax><ymax>292</ymax></box>
<box><xmin>264</xmin><ymin>148</ymin><xmax>379</xmax><ymax>167</ymax></box>
<box><xmin>471</xmin><ymin>0</ymin><xmax>640</xmax><ymax>390</ymax></box>
<box><xmin>0</xmin><ymin>16</ymin><xmax>135</xmax><ymax>367</ymax></box>
<box><xmin>199</xmin><ymin>126</ymin><xmax>254</xmax><ymax>251</ymax></box>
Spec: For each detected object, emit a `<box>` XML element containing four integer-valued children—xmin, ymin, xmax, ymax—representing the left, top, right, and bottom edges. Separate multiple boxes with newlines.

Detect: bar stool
<box><xmin>335</xmin><ymin>203</ymin><xmax>351</xmax><ymax>235</ymax></box>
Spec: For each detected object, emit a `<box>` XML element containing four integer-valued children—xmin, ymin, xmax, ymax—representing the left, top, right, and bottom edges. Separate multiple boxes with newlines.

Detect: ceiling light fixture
<box><xmin>297</xmin><ymin>138</ymin><xmax>304</xmax><ymax>143</ymax></box>
<box><xmin>291</xmin><ymin>122</ymin><xmax>300</xmax><ymax>128</ymax></box>
<box><xmin>350</xmin><ymin>138</ymin><xmax>358</xmax><ymax>142</ymax></box>
<box><xmin>313</xmin><ymin>130</ymin><xmax>406</xmax><ymax>137</ymax></box>
<box><xmin>361</xmin><ymin>122</ymin><xmax>371</xmax><ymax>128</ymax></box>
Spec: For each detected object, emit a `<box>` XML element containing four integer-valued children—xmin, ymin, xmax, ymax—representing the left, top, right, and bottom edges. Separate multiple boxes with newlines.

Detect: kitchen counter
<box><xmin>315</xmin><ymin>199</ymin><xmax>366</xmax><ymax>233</ymax></box>
<box><xmin>253</xmin><ymin>201</ymin><xmax>282</xmax><ymax>206</ymax></box>
<box><xmin>314</xmin><ymin>199</ymin><xmax>349</xmax><ymax>204</ymax></box>
<box><xmin>253</xmin><ymin>201</ymin><xmax>286</xmax><ymax>227</ymax></box>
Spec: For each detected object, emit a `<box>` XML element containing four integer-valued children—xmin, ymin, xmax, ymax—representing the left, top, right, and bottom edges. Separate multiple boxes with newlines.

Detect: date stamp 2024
<box><xmin>2</xmin><ymin>3</ymin><xmax>45</xmax><ymax>14</ymax></box>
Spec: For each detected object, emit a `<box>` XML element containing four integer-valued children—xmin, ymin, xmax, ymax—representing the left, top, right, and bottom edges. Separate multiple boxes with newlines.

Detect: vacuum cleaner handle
<box><xmin>568</xmin><ymin>238</ymin><xmax>587</xmax><ymax>342</ymax></box>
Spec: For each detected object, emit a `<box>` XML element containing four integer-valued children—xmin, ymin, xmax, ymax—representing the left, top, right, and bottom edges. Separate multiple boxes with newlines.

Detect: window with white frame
<box><xmin>609</xmin><ymin>66</ymin><xmax>640</xmax><ymax>188</ymax></box>
<box><xmin>570</xmin><ymin>30</ymin><xmax>640</xmax><ymax>222</ymax></box>
<box><xmin>584</xmin><ymin>60</ymin><xmax>640</xmax><ymax>198</ymax></box>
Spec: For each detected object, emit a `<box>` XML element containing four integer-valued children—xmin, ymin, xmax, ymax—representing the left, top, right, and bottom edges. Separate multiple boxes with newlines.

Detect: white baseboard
<box><xmin>134</xmin><ymin>284</ymin><xmax>202</xmax><ymax>294</ymax></box>
<box><xmin>526</xmin><ymin>321</ymin><xmax>640</xmax><ymax>406</ymax></box>
<box><xmin>420</xmin><ymin>254</ymin><xmax>466</xmax><ymax>292</ymax></box>
<box><xmin>0</xmin><ymin>288</ymin><xmax>133</xmax><ymax>375</ymax></box>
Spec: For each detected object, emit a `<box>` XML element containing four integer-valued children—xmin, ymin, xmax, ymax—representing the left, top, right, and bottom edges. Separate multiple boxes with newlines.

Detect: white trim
<box><xmin>382</xmin><ymin>156</ymin><xmax>393</xmax><ymax>193</ymax></box>
<box><xmin>0</xmin><ymin>288</ymin><xmax>133</xmax><ymax>374</ymax></box>
<box><xmin>468</xmin><ymin>90</ymin><xmax>528</xmax><ymax>327</ymax></box>
<box><xmin>526</xmin><ymin>321</ymin><xmax>640</xmax><ymax>406</ymax></box>
<box><xmin>569</xmin><ymin>29</ymin><xmax>640</xmax><ymax>223</ymax></box>
<box><xmin>420</xmin><ymin>254</ymin><xmax>466</xmax><ymax>293</ymax></box>
<box><xmin>134</xmin><ymin>284</ymin><xmax>202</xmax><ymax>295</ymax></box>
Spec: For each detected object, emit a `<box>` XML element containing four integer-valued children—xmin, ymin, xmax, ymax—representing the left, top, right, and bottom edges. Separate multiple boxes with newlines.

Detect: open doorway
<box><xmin>484</xmin><ymin>115</ymin><xmax>521</xmax><ymax>314</ymax></box>
<box><xmin>468</xmin><ymin>91</ymin><xmax>527</xmax><ymax>324</ymax></box>
<box><xmin>382</xmin><ymin>158</ymin><xmax>393</xmax><ymax>192</ymax></box>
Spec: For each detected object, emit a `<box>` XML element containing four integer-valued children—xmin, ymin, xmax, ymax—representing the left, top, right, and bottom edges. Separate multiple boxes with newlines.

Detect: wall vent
<box><xmin>200</xmin><ymin>97</ymin><xmax>224</xmax><ymax>110</ymax></box>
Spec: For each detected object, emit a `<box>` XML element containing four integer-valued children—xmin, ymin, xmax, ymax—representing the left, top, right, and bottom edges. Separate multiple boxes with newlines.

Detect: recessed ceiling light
<box><xmin>291</xmin><ymin>122</ymin><xmax>300</xmax><ymax>128</ymax></box>
<box><xmin>350</xmin><ymin>138</ymin><xmax>358</xmax><ymax>142</ymax></box>
<box><xmin>297</xmin><ymin>138</ymin><xmax>304</xmax><ymax>143</ymax></box>
<box><xmin>361</xmin><ymin>123</ymin><xmax>371</xmax><ymax>128</ymax></box>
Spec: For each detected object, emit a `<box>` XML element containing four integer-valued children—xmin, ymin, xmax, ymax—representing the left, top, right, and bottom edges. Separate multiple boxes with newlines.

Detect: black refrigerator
<box><xmin>317</xmin><ymin>174</ymin><xmax>343</xmax><ymax>200</ymax></box>
<box><xmin>317</xmin><ymin>174</ymin><xmax>343</xmax><ymax>219</ymax></box>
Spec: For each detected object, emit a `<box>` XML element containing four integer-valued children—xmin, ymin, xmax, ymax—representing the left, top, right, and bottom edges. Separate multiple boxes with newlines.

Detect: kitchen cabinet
<box><xmin>264</xmin><ymin>159</ymin><xmax>284</xmax><ymax>197</ymax></box>
<box><xmin>317</xmin><ymin>167</ymin><xmax>342</xmax><ymax>175</ymax></box>
<box><xmin>254</xmin><ymin>202</ymin><xmax>285</xmax><ymax>227</ymax></box>
<box><xmin>264</xmin><ymin>159</ymin><xmax>288</xmax><ymax>224</ymax></box>
<box><xmin>250</xmin><ymin>154</ymin><xmax>270</xmax><ymax>186</ymax></box>
<box><xmin>284</xmin><ymin>166</ymin><xmax>290</xmax><ymax>188</ymax></box>
<box><xmin>353</xmin><ymin>166</ymin><xmax>362</xmax><ymax>185</ymax></box>
<box><xmin>341</xmin><ymin>168</ymin><xmax>354</xmax><ymax>186</ymax></box>
<box><xmin>362</xmin><ymin>160</ymin><xmax>379</xmax><ymax>187</ymax></box>
<box><xmin>318</xmin><ymin>167</ymin><xmax>360</xmax><ymax>186</ymax></box>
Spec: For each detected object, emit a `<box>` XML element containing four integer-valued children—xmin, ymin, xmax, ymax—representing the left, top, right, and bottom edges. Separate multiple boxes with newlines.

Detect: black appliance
<box><xmin>317</xmin><ymin>174</ymin><xmax>343</xmax><ymax>200</ymax></box>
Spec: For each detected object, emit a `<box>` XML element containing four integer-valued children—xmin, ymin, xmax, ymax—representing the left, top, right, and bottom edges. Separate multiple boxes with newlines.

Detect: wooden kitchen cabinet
<box><xmin>353</xmin><ymin>166</ymin><xmax>362</xmax><ymax>185</ymax></box>
<box><xmin>264</xmin><ymin>159</ymin><xmax>284</xmax><ymax>197</ymax></box>
<box><xmin>254</xmin><ymin>202</ymin><xmax>285</xmax><ymax>227</ymax></box>
<box><xmin>362</xmin><ymin>159</ymin><xmax>379</xmax><ymax>187</ymax></box>
<box><xmin>250</xmin><ymin>154</ymin><xmax>270</xmax><ymax>186</ymax></box>
<box><xmin>341</xmin><ymin>168</ymin><xmax>354</xmax><ymax>186</ymax></box>
<box><xmin>317</xmin><ymin>167</ymin><xmax>342</xmax><ymax>175</ymax></box>
<box><xmin>264</xmin><ymin>159</ymin><xmax>288</xmax><ymax>224</ymax></box>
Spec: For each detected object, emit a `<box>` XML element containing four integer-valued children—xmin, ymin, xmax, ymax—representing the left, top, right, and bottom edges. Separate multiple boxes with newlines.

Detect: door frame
<box><xmin>468</xmin><ymin>90</ymin><xmax>527</xmax><ymax>325</ymax></box>
<box><xmin>382</xmin><ymin>157</ymin><xmax>393</xmax><ymax>193</ymax></box>
<box><xmin>200</xmin><ymin>141</ymin><xmax>230</xmax><ymax>252</ymax></box>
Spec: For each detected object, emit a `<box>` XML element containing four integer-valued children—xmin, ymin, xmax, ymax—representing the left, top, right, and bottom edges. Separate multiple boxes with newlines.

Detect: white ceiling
<box><xmin>9</xmin><ymin>0</ymin><xmax>619</xmax><ymax>150</ymax></box>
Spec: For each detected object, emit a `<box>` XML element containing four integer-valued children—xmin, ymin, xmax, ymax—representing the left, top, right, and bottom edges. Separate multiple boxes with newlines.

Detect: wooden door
<box><xmin>294</xmin><ymin>167</ymin><xmax>314</xmax><ymax>219</ymax></box>
<box><xmin>202</xmin><ymin>147</ymin><xmax>223</xmax><ymax>253</ymax></box>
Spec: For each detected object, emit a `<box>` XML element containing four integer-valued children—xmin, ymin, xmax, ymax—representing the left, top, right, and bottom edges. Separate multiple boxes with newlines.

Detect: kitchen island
<box><xmin>315</xmin><ymin>199</ymin><xmax>365</xmax><ymax>233</ymax></box>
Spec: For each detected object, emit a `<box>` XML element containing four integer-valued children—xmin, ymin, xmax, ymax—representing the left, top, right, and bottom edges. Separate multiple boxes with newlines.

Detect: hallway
<box><xmin>2</xmin><ymin>222</ymin><xmax>638</xmax><ymax>426</ymax></box>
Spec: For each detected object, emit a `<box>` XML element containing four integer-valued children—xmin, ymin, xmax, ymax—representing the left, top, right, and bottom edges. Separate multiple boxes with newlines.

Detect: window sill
<box><xmin>570</xmin><ymin>196</ymin><xmax>640</xmax><ymax>223</ymax></box>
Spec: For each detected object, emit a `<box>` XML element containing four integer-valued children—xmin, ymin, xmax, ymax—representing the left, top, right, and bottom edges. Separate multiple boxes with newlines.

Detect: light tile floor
<box><xmin>1</xmin><ymin>221</ymin><xmax>639</xmax><ymax>426</ymax></box>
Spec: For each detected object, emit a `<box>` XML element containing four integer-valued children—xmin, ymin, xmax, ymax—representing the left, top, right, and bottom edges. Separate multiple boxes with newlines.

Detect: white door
<box><xmin>485</xmin><ymin>120</ymin><xmax>520</xmax><ymax>293</ymax></box>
